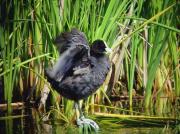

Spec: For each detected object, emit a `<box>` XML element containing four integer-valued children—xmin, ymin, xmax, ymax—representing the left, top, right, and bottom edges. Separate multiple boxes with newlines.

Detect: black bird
<box><xmin>45</xmin><ymin>29</ymin><xmax>111</xmax><ymax>130</ymax></box>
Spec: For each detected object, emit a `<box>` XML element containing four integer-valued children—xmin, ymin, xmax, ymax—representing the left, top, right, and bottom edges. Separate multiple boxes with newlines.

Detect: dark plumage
<box><xmin>47</xmin><ymin>41</ymin><xmax>110</xmax><ymax>101</ymax></box>
<box><xmin>46</xmin><ymin>40</ymin><xmax>110</xmax><ymax>101</ymax></box>
<box><xmin>54</xmin><ymin>28</ymin><xmax>89</xmax><ymax>54</ymax></box>
<box><xmin>46</xmin><ymin>29</ymin><xmax>90</xmax><ymax>82</ymax></box>
<box><xmin>45</xmin><ymin>29</ymin><xmax>111</xmax><ymax>130</ymax></box>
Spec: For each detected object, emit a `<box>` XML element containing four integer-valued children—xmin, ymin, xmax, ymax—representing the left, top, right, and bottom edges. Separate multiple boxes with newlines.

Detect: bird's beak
<box><xmin>104</xmin><ymin>41</ymin><xmax>112</xmax><ymax>54</ymax></box>
<box><xmin>105</xmin><ymin>47</ymin><xmax>112</xmax><ymax>54</ymax></box>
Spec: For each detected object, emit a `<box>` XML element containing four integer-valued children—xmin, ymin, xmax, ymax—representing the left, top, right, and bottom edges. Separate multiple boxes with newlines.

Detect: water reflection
<box><xmin>0</xmin><ymin>107</ymin><xmax>178</xmax><ymax>134</ymax></box>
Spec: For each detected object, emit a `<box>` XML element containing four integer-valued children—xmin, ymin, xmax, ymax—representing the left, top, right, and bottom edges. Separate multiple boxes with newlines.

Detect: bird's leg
<box><xmin>74</xmin><ymin>101</ymin><xmax>99</xmax><ymax>131</ymax></box>
<box><xmin>74</xmin><ymin>101</ymin><xmax>84</xmax><ymax>121</ymax></box>
<box><xmin>74</xmin><ymin>101</ymin><xmax>81</xmax><ymax>121</ymax></box>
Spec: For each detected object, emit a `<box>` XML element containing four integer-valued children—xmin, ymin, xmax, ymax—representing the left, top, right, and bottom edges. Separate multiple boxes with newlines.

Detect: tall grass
<box><xmin>0</xmin><ymin>0</ymin><xmax>61</xmax><ymax>113</ymax></box>
<box><xmin>0</xmin><ymin>0</ymin><xmax>179</xmax><ymax>121</ymax></box>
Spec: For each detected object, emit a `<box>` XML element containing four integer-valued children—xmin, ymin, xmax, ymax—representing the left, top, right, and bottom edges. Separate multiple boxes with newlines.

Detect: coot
<box><xmin>45</xmin><ymin>29</ymin><xmax>111</xmax><ymax>130</ymax></box>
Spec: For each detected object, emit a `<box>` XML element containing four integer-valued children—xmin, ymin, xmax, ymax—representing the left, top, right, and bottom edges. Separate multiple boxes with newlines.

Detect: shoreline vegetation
<box><xmin>0</xmin><ymin>0</ymin><xmax>179</xmax><ymax>130</ymax></box>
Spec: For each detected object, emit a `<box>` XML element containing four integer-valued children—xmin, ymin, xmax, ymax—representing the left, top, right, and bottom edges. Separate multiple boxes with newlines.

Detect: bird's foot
<box><xmin>77</xmin><ymin>116</ymin><xmax>99</xmax><ymax>131</ymax></box>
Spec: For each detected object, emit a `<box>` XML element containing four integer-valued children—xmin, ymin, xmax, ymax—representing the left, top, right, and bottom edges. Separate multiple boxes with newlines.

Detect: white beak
<box><xmin>104</xmin><ymin>41</ymin><xmax>112</xmax><ymax>54</ymax></box>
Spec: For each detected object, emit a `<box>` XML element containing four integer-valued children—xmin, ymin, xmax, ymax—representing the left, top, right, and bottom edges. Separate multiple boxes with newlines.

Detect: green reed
<box><xmin>0</xmin><ymin>0</ymin><xmax>179</xmax><ymax>123</ymax></box>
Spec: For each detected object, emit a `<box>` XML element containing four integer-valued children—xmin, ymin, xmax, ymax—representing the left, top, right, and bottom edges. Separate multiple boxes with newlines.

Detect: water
<box><xmin>0</xmin><ymin>108</ymin><xmax>178</xmax><ymax>134</ymax></box>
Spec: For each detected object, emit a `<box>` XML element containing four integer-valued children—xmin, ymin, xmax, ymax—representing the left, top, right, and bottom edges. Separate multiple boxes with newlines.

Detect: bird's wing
<box><xmin>46</xmin><ymin>29</ymin><xmax>91</xmax><ymax>82</ymax></box>
<box><xmin>53</xmin><ymin>28</ymin><xmax>89</xmax><ymax>54</ymax></box>
<box><xmin>45</xmin><ymin>45</ymin><xmax>85</xmax><ymax>82</ymax></box>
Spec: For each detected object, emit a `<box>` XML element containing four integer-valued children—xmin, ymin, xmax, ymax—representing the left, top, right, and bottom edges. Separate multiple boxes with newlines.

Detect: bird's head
<box><xmin>91</xmin><ymin>39</ymin><xmax>112</xmax><ymax>55</ymax></box>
